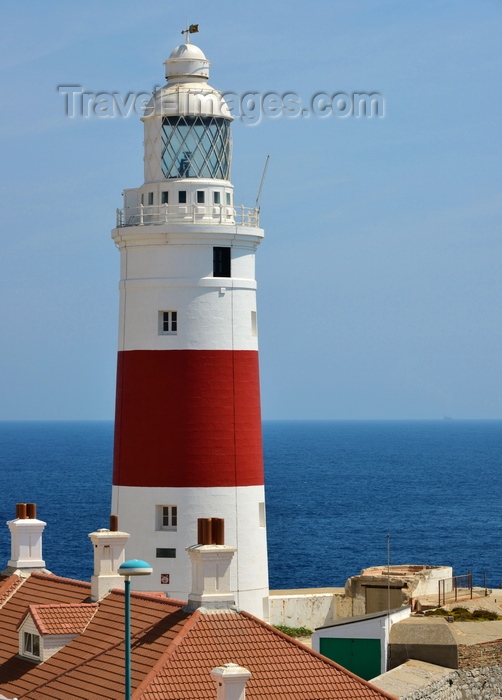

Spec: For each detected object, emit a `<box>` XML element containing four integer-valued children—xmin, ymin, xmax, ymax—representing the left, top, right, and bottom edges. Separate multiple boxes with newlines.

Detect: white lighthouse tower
<box><xmin>111</xmin><ymin>35</ymin><xmax>269</xmax><ymax>619</ymax></box>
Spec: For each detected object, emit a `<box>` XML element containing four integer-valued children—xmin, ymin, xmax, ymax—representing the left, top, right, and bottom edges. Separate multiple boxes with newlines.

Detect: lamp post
<box><xmin>118</xmin><ymin>559</ymin><xmax>152</xmax><ymax>700</ymax></box>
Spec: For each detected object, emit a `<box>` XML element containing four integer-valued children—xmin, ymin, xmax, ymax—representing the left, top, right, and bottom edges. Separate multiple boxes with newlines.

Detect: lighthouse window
<box><xmin>213</xmin><ymin>191</ymin><xmax>221</xmax><ymax>204</ymax></box>
<box><xmin>161</xmin><ymin>115</ymin><xmax>231</xmax><ymax>180</ymax></box>
<box><xmin>155</xmin><ymin>505</ymin><xmax>178</xmax><ymax>531</ymax></box>
<box><xmin>159</xmin><ymin>311</ymin><xmax>177</xmax><ymax>334</ymax></box>
<box><xmin>161</xmin><ymin>191</ymin><xmax>169</xmax><ymax>204</ymax></box>
<box><xmin>197</xmin><ymin>190</ymin><xmax>205</xmax><ymax>204</ymax></box>
<box><xmin>162</xmin><ymin>505</ymin><xmax>177</xmax><ymax>530</ymax></box>
<box><xmin>226</xmin><ymin>192</ymin><xmax>232</xmax><ymax>205</ymax></box>
<box><xmin>178</xmin><ymin>191</ymin><xmax>187</xmax><ymax>204</ymax></box>
<box><xmin>148</xmin><ymin>192</ymin><xmax>154</xmax><ymax>205</ymax></box>
<box><xmin>156</xmin><ymin>548</ymin><xmax>176</xmax><ymax>558</ymax></box>
<box><xmin>213</xmin><ymin>247</ymin><xmax>231</xmax><ymax>278</ymax></box>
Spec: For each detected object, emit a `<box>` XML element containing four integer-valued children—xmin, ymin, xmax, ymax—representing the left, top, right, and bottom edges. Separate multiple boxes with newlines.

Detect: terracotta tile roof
<box><xmin>134</xmin><ymin>611</ymin><xmax>398</xmax><ymax>700</ymax></box>
<box><xmin>0</xmin><ymin>572</ymin><xmax>92</xmax><ymax>675</ymax></box>
<box><xmin>0</xmin><ymin>574</ymin><xmax>189</xmax><ymax>700</ymax></box>
<box><xmin>20</xmin><ymin>603</ymin><xmax>98</xmax><ymax>635</ymax></box>
<box><xmin>0</xmin><ymin>573</ymin><xmax>397</xmax><ymax>700</ymax></box>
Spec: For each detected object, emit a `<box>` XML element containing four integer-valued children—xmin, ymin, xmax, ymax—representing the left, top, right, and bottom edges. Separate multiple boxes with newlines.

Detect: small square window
<box><xmin>213</xmin><ymin>191</ymin><xmax>221</xmax><ymax>204</ymax></box>
<box><xmin>197</xmin><ymin>191</ymin><xmax>205</xmax><ymax>204</ymax></box>
<box><xmin>178</xmin><ymin>191</ymin><xmax>187</xmax><ymax>204</ymax></box>
<box><xmin>161</xmin><ymin>191</ymin><xmax>169</xmax><ymax>204</ymax></box>
<box><xmin>157</xmin><ymin>504</ymin><xmax>178</xmax><ymax>531</ymax></box>
<box><xmin>156</xmin><ymin>548</ymin><xmax>176</xmax><ymax>558</ymax></box>
<box><xmin>162</xmin><ymin>505</ymin><xmax>177</xmax><ymax>529</ymax></box>
<box><xmin>159</xmin><ymin>311</ymin><xmax>178</xmax><ymax>335</ymax></box>
<box><xmin>226</xmin><ymin>192</ymin><xmax>231</xmax><ymax>205</ymax></box>
<box><xmin>148</xmin><ymin>192</ymin><xmax>154</xmax><ymax>205</ymax></box>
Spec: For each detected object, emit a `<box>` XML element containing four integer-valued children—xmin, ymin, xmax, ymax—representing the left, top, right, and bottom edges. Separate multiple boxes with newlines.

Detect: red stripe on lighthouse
<box><xmin>113</xmin><ymin>350</ymin><xmax>264</xmax><ymax>488</ymax></box>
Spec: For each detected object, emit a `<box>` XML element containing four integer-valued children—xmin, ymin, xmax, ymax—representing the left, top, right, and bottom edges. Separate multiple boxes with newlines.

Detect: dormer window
<box><xmin>23</xmin><ymin>631</ymin><xmax>40</xmax><ymax>660</ymax></box>
<box><xmin>17</xmin><ymin>603</ymin><xmax>98</xmax><ymax>663</ymax></box>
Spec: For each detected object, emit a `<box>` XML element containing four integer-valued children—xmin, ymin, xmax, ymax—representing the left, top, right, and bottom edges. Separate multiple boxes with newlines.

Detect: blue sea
<box><xmin>0</xmin><ymin>421</ymin><xmax>501</xmax><ymax>589</ymax></box>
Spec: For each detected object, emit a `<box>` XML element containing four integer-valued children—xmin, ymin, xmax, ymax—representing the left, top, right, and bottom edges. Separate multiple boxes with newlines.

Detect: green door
<box><xmin>319</xmin><ymin>637</ymin><xmax>381</xmax><ymax>681</ymax></box>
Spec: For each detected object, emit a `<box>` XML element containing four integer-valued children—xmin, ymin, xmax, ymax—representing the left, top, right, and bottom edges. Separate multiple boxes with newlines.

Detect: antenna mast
<box><xmin>254</xmin><ymin>155</ymin><xmax>270</xmax><ymax>212</ymax></box>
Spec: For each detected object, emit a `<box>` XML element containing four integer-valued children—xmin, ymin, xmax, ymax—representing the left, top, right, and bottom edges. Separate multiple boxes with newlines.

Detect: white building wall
<box><xmin>112</xmin><ymin>484</ymin><xmax>269</xmax><ymax>619</ymax></box>
<box><xmin>119</xmin><ymin>284</ymin><xmax>258</xmax><ymax>352</ymax></box>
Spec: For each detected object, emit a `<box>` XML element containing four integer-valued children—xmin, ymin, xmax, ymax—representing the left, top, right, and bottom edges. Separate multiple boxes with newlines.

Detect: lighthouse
<box><xmin>110</xmin><ymin>35</ymin><xmax>269</xmax><ymax>619</ymax></box>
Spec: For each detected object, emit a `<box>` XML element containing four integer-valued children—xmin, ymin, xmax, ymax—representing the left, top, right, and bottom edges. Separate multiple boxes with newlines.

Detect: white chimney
<box><xmin>211</xmin><ymin>664</ymin><xmax>251</xmax><ymax>700</ymax></box>
<box><xmin>88</xmin><ymin>515</ymin><xmax>130</xmax><ymax>601</ymax></box>
<box><xmin>4</xmin><ymin>503</ymin><xmax>47</xmax><ymax>574</ymax></box>
<box><xmin>185</xmin><ymin>544</ymin><xmax>237</xmax><ymax>612</ymax></box>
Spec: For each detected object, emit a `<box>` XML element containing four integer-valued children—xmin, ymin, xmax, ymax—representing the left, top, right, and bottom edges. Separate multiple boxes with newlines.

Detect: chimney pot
<box><xmin>110</xmin><ymin>514</ymin><xmax>119</xmax><ymax>532</ymax></box>
<box><xmin>26</xmin><ymin>503</ymin><xmax>36</xmax><ymax>519</ymax></box>
<box><xmin>213</xmin><ymin>518</ymin><xmax>224</xmax><ymax>545</ymax></box>
<box><xmin>198</xmin><ymin>517</ymin><xmax>225</xmax><ymax>545</ymax></box>
<box><xmin>16</xmin><ymin>503</ymin><xmax>27</xmax><ymax>520</ymax></box>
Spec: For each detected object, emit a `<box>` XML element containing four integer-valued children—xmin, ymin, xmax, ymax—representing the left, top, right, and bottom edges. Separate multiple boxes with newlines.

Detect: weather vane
<box><xmin>181</xmin><ymin>24</ymin><xmax>199</xmax><ymax>43</ymax></box>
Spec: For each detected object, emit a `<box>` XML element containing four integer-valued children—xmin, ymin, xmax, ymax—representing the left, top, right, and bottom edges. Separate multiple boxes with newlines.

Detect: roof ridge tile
<box><xmin>110</xmin><ymin>588</ymin><xmax>186</xmax><ymax>607</ymax></box>
<box><xmin>30</xmin><ymin>571</ymin><xmax>91</xmax><ymax>589</ymax></box>
<box><xmin>0</xmin><ymin>574</ymin><xmax>24</xmax><ymax>608</ymax></box>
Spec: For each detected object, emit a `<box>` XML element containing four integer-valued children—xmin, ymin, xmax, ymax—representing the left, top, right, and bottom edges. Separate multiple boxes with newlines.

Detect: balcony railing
<box><xmin>116</xmin><ymin>203</ymin><xmax>260</xmax><ymax>228</ymax></box>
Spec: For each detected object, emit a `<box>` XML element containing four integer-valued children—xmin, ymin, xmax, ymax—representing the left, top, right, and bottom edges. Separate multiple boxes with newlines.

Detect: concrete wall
<box><xmin>410</xmin><ymin>567</ymin><xmax>453</xmax><ymax>597</ymax></box>
<box><xmin>269</xmin><ymin>588</ymin><xmax>363</xmax><ymax>629</ymax></box>
<box><xmin>389</xmin><ymin>618</ymin><xmax>458</xmax><ymax>670</ymax></box>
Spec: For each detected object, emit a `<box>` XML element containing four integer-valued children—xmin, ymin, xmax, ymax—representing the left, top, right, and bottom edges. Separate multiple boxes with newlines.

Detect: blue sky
<box><xmin>1</xmin><ymin>0</ymin><xmax>501</xmax><ymax>420</ymax></box>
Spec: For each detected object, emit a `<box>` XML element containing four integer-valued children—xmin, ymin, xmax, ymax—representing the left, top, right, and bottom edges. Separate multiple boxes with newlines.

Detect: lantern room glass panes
<box><xmin>161</xmin><ymin>116</ymin><xmax>231</xmax><ymax>180</ymax></box>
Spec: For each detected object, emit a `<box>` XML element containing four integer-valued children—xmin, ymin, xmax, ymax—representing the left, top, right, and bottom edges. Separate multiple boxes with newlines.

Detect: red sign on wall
<box><xmin>161</xmin><ymin>574</ymin><xmax>170</xmax><ymax>584</ymax></box>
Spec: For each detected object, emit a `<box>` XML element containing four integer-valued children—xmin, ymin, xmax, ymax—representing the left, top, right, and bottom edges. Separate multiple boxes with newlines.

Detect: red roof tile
<box><xmin>20</xmin><ymin>603</ymin><xmax>98</xmax><ymax>636</ymax></box>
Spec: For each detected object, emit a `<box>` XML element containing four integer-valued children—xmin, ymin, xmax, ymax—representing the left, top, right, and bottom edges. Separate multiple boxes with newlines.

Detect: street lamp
<box><xmin>118</xmin><ymin>559</ymin><xmax>152</xmax><ymax>700</ymax></box>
